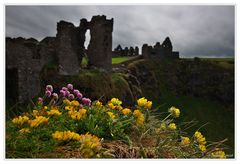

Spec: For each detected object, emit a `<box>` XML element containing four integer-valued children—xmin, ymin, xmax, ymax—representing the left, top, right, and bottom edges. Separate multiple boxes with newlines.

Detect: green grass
<box><xmin>151</xmin><ymin>94</ymin><xmax>234</xmax><ymax>156</ymax></box>
<box><xmin>112</xmin><ymin>57</ymin><xmax>133</xmax><ymax>64</ymax></box>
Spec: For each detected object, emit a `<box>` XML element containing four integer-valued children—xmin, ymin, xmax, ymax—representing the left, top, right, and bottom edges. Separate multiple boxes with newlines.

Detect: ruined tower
<box><xmin>87</xmin><ymin>15</ymin><xmax>113</xmax><ymax>71</ymax></box>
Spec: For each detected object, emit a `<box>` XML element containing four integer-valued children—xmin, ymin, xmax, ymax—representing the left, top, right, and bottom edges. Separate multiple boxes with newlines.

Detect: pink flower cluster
<box><xmin>40</xmin><ymin>83</ymin><xmax>91</xmax><ymax>106</ymax></box>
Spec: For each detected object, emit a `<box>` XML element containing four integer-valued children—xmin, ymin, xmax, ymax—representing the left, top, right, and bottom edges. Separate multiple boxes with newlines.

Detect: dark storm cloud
<box><xmin>5</xmin><ymin>5</ymin><xmax>234</xmax><ymax>57</ymax></box>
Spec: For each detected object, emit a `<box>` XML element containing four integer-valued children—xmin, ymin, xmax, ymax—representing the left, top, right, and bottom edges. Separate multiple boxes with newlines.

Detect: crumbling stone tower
<box><xmin>56</xmin><ymin>21</ymin><xmax>83</xmax><ymax>75</ymax></box>
<box><xmin>87</xmin><ymin>15</ymin><xmax>113</xmax><ymax>71</ymax></box>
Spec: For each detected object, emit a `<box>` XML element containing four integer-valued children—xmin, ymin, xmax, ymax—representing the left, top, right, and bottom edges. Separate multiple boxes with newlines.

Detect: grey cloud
<box><xmin>5</xmin><ymin>5</ymin><xmax>234</xmax><ymax>57</ymax></box>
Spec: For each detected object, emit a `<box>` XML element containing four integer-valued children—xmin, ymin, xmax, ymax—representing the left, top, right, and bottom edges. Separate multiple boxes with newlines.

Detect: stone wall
<box><xmin>112</xmin><ymin>45</ymin><xmax>139</xmax><ymax>57</ymax></box>
<box><xmin>142</xmin><ymin>37</ymin><xmax>179</xmax><ymax>59</ymax></box>
<box><xmin>87</xmin><ymin>15</ymin><xmax>113</xmax><ymax>71</ymax></box>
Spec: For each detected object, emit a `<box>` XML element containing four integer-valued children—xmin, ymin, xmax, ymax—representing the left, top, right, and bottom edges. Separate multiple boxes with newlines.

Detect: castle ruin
<box><xmin>6</xmin><ymin>15</ymin><xmax>179</xmax><ymax>103</ymax></box>
<box><xmin>6</xmin><ymin>15</ymin><xmax>113</xmax><ymax>103</ymax></box>
<box><xmin>142</xmin><ymin>37</ymin><xmax>179</xmax><ymax>59</ymax></box>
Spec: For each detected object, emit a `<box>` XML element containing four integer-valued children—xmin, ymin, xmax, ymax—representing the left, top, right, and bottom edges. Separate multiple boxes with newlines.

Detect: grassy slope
<box><xmin>129</xmin><ymin>58</ymin><xmax>234</xmax><ymax>156</ymax></box>
<box><xmin>112</xmin><ymin>57</ymin><xmax>133</xmax><ymax>64</ymax></box>
<box><xmin>151</xmin><ymin>94</ymin><xmax>234</xmax><ymax>156</ymax></box>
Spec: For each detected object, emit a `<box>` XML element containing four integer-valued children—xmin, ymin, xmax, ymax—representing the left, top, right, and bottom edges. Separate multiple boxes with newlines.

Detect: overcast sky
<box><xmin>6</xmin><ymin>5</ymin><xmax>234</xmax><ymax>57</ymax></box>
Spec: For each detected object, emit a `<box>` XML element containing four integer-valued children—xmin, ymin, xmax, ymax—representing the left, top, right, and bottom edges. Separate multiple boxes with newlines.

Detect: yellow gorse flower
<box><xmin>110</xmin><ymin>98</ymin><xmax>122</xmax><ymax>106</ymax></box>
<box><xmin>137</xmin><ymin>97</ymin><xmax>148</xmax><ymax>107</ymax></box>
<box><xmin>211</xmin><ymin>149</ymin><xmax>226</xmax><ymax>158</ymax></box>
<box><xmin>52</xmin><ymin>131</ymin><xmax>101</xmax><ymax>158</ymax></box>
<box><xmin>198</xmin><ymin>144</ymin><xmax>206</xmax><ymax>152</ymax></box>
<box><xmin>68</xmin><ymin>108</ymin><xmax>87</xmax><ymax>120</ymax></box>
<box><xmin>28</xmin><ymin>116</ymin><xmax>49</xmax><ymax>128</ymax></box>
<box><xmin>133</xmin><ymin>110</ymin><xmax>144</xmax><ymax>127</ymax></box>
<box><xmin>107</xmin><ymin>112</ymin><xmax>116</xmax><ymax>119</ymax></box>
<box><xmin>168</xmin><ymin>123</ymin><xmax>177</xmax><ymax>130</ymax></box>
<box><xmin>95</xmin><ymin>101</ymin><xmax>103</xmax><ymax>107</ymax></box>
<box><xmin>108</xmin><ymin>102</ymin><xmax>116</xmax><ymax>110</ymax></box>
<box><xmin>47</xmin><ymin>109</ymin><xmax>62</xmax><ymax>116</ymax></box>
<box><xmin>12</xmin><ymin>116</ymin><xmax>29</xmax><ymax>126</ymax></box>
<box><xmin>19</xmin><ymin>128</ymin><xmax>30</xmax><ymax>134</ymax></box>
<box><xmin>180</xmin><ymin>136</ymin><xmax>190</xmax><ymax>145</ymax></box>
<box><xmin>52</xmin><ymin>130</ymin><xmax>80</xmax><ymax>141</ymax></box>
<box><xmin>168</xmin><ymin>106</ymin><xmax>180</xmax><ymax>118</ymax></box>
<box><xmin>78</xmin><ymin>133</ymin><xmax>102</xmax><ymax>158</ymax></box>
<box><xmin>122</xmin><ymin>108</ymin><xmax>131</xmax><ymax>115</ymax></box>
<box><xmin>133</xmin><ymin>109</ymin><xmax>142</xmax><ymax>117</ymax></box>
<box><xmin>32</xmin><ymin>110</ymin><xmax>40</xmax><ymax>117</ymax></box>
<box><xmin>70</xmin><ymin>100</ymin><xmax>80</xmax><ymax>106</ymax></box>
<box><xmin>63</xmin><ymin>99</ymin><xmax>71</xmax><ymax>106</ymax></box>
<box><xmin>194</xmin><ymin>131</ymin><xmax>207</xmax><ymax>145</ymax></box>
<box><xmin>137</xmin><ymin>97</ymin><xmax>152</xmax><ymax>109</ymax></box>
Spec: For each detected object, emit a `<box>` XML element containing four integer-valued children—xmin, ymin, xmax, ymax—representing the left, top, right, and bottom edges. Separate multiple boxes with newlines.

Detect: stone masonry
<box><xmin>142</xmin><ymin>37</ymin><xmax>179</xmax><ymax>59</ymax></box>
<box><xmin>6</xmin><ymin>15</ymin><xmax>114</xmax><ymax>103</ymax></box>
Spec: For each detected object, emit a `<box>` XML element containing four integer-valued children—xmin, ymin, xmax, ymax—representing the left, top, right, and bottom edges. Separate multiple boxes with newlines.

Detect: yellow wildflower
<box><xmin>180</xmin><ymin>136</ymin><xmax>190</xmax><ymax>145</ymax></box>
<box><xmin>133</xmin><ymin>110</ymin><xmax>144</xmax><ymax>127</ymax></box>
<box><xmin>68</xmin><ymin>109</ymin><xmax>87</xmax><ymax>120</ymax></box>
<box><xmin>168</xmin><ymin>106</ymin><xmax>180</xmax><ymax>118</ymax></box>
<box><xmin>95</xmin><ymin>101</ymin><xmax>103</xmax><ymax>107</ymax></box>
<box><xmin>115</xmin><ymin>105</ymin><xmax>123</xmax><ymax>111</ymax></box>
<box><xmin>19</xmin><ymin>128</ymin><xmax>30</xmax><ymax>134</ymax></box>
<box><xmin>211</xmin><ymin>149</ymin><xmax>226</xmax><ymax>158</ymax></box>
<box><xmin>108</xmin><ymin>102</ymin><xmax>116</xmax><ymax>110</ymax></box>
<box><xmin>43</xmin><ymin>106</ymin><xmax>48</xmax><ymax>110</ymax></box>
<box><xmin>137</xmin><ymin>97</ymin><xmax>148</xmax><ymax>108</ymax></box>
<box><xmin>79</xmin><ymin>108</ymin><xmax>87</xmax><ymax>115</ymax></box>
<box><xmin>168</xmin><ymin>123</ymin><xmax>177</xmax><ymax>130</ymax></box>
<box><xmin>12</xmin><ymin>116</ymin><xmax>29</xmax><ymax>126</ymax></box>
<box><xmin>107</xmin><ymin>112</ymin><xmax>116</xmax><ymax>119</ymax></box>
<box><xmin>28</xmin><ymin>116</ymin><xmax>49</xmax><ymax>128</ymax></box>
<box><xmin>133</xmin><ymin>109</ymin><xmax>142</xmax><ymax>117</ymax></box>
<box><xmin>47</xmin><ymin>109</ymin><xmax>62</xmax><ymax>116</ymax></box>
<box><xmin>63</xmin><ymin>99</ymin><xmax>71</xmax><ymax>105</ymax></box>
<box><xmin>52</xmin><ymin>130</ymin><xmax>80</xmax><ymax>141</ymax></box>
<box><xmin>194</xmin><ymin>131</ymin><xmax>207</xmax><ymax>145</ymax></box>
<box><xmin>136</xmin><ymin>114</ymin><xmax>144</xmax><ymax>127</ymax></box>
<box><xmin>65</xmin><ymin>105</ymin><xmax>74</xmax><ymax>111</ymax></box>
<box><xmin>122</xmin><ymin>108</ymin><xmax>131</xmax><ymax>115</ymax></box>
<box><xmin>70</xmin><ymin>100</ymin><xmax>80</xmax><ymax>106</ymax></box>
<box><xmin>160</xmin><ymin>123</ymin><xmax>167</xmax><ymax>130</ymax></box>
<box><xmin>110</xmin><ymin>98</ymin><xmax>122</xmax><ymax>106</ymax></box>
<box><xmin>198</xmin><ymin>144</ymin><xmax>206</xmax><ymax>152</ymax></box>
<box><xmin>78</xmin><ymin>133</ymin><xmax>102</xmax><ymax>158</ymax></box>
<box><xmin>146</xmin><ymin>101</ymin><xmax>152</xmax><ymax>109</ymax></box>
<box><xmin>32</xmin><ymin>110</ymin><xmax>39</xmax><ymax>117</ymax></box>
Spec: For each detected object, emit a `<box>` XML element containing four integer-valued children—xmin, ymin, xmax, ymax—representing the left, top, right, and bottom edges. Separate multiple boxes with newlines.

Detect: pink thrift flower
<box><xmin>60</xmin><ymin>90</ymin><xmax>66</xmax><ymax>97</ymax></box>
<box><xmin>46</xmin><ymin>85</ymin><xmax>53</xmax><ymax>92</ymax></box>
<box><xmin>65</xmin><ymin>91</ymin><xmax>70</xmax><ymax>97</ymax></box>
<box><xmin>73</xmin><ymin>89</ymin><xmax>80</xmax><ymax>95</ymax></box>
<box><xmin>82</xmin><ymin>98</ymin><xmax>91</xmax><ymax>106</ymax></box>
<box><xmin>62</xmin><ymin>87</ymin><xmax>68</xmax><ymax>91</ymax></box>
<box><xmin>76</xmin><ymin>92</ymin><xmax>83</xmax><ymax>99</ymax></box>
<box><xmin>45</xmin><ymin>90</ymin><xmax>52</xmax><ymax>97</ymax></box>
<box><xmin>38</xmin><ymin>97</ymin><xmax>43</xmax><ymax>104</ymax></box>
<box><xmin>67</xmin><ymin>84</ymin><xmax>73</xmax><ymax>90</ymax></box>
<box><xmin>52</xmin><ymin>93</ymin><xmax>58</xmax><ymax>99</ymax></box>
<box><xmin>68</xmin><ymin>94</ymin><xmax>75</xmax><ymax>100</ymax></box>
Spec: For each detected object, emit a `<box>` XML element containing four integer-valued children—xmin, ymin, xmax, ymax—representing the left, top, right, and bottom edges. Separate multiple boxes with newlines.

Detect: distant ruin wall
<box><xmin>141</xmin><ymin>37</ymin><xmax>179</xmax><ymax>59</ymax></box>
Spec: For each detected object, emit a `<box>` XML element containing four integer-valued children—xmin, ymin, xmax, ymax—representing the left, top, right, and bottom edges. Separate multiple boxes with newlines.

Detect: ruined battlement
<box><xmin>142</xmin><ymin>37</ymin><xmax>179</xmax><ymax>59</ymax></box>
